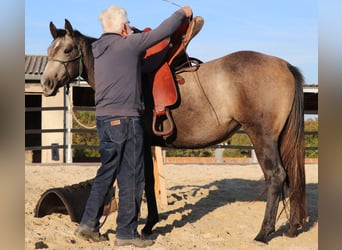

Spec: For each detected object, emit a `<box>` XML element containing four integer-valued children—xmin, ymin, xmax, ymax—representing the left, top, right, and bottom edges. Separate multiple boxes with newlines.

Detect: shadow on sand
<box><xmin>140</xmin><ymin>178</ymin><xmax>317</xmax><ymax>241</ymax></box>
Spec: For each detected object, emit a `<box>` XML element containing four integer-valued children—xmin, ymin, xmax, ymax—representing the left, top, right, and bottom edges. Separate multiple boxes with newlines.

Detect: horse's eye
<box><xmin>64</xmin><ymin>47</ymin><xmax>73</xmax><ymax>54</ymax></box>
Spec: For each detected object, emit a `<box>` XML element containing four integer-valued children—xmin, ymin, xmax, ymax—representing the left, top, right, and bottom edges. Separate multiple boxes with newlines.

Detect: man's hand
<box><xmin>181</xmin><ymin>6</ymin><xmax>192</xmax><ymax>18</ymax></box>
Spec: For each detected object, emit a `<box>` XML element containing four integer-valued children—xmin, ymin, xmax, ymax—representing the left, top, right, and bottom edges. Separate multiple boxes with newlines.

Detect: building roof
<box><xmin>25</xmin><ymin>55</ymin><xmax>48</xmax><ymax>81</ymax></box>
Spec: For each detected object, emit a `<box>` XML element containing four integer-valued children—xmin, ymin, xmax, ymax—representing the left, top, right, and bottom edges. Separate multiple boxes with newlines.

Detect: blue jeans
<box><xmin>79</xmin><ymin>116</ymin><xmax>145</xmax><ymax>239</ymax></box>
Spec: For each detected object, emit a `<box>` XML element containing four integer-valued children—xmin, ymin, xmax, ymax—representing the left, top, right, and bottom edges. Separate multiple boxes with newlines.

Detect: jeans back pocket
<box><xmin>104</xmin><ymin>117</ymin><xmax>128</xmax><ymax>143</ymax></box>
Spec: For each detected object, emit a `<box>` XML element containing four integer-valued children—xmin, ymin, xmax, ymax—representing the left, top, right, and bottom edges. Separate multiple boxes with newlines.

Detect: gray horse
<box><xmin>41</xmin><ymin>19</ymin><xmax>306</xmax><ymax>243</ymax></box>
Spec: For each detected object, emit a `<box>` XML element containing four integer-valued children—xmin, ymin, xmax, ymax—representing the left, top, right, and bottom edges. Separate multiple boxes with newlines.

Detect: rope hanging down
<box><xmin>67</xmin><ymin>92</ymin><xmax>96</xmax><ymax>129</ymax></box>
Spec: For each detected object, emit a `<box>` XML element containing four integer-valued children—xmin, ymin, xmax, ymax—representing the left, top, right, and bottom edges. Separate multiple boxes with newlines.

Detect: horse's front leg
<box><xmin>141</xmin><ymin>144</ymin><xmax>159</xmax><ymax>235</ymax></box>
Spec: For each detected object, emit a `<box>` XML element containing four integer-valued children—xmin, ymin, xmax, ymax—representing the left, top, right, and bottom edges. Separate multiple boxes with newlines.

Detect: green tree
<box><xmin>304</xmin><ymin>118</ymin><xmax>318</xmax><ymax>158</ymax></box>
<box><xmin>72</xmin><ymin>112</ymin><xmax>318</xmax><ymax>160</ymax></box>
<box><xmin>165</xmin><ymin>148</ymin><xmax>214</xmax><ymax>157</ymax></box>
<box><xmin>222</xmin><ymin>133</ymin><xmax>251</xmax><ymax>157</ymax></box>
<box><xmin>72</xmin><ymin>110</ymin><xmax>100</xmax><ymax>159</ymax></box>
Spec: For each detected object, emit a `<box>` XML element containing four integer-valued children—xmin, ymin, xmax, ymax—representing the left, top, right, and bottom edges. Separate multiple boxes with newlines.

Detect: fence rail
<box><xmin>25</xmin><ymin>105</ymin><xmax>318</xmax><ymax>161</ymax></box>
<box><xmin>25</xmin><ymin>128</ymin><xmax>318</xmax><ymax>151</ymax></box>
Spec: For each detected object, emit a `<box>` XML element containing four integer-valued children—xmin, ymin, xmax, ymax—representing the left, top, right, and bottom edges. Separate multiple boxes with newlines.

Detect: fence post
<box><xmin>251</xmin><ymin>149</ymin><xmax>258</xmax><ymax>163</ymax></box>
<box><xmin>153</xmin><ymin>147</ymin><xmax>168</xmax><ymax>208</ymax></box>
<box><xmin>65</xmin><ymin>87</ymin><xmax>73</xmax><ymax>163</ymax></box>
<box><xmin>215</xmin><ymin>146</ymin><xmax>224</xmax><ymax>163</ymax></box>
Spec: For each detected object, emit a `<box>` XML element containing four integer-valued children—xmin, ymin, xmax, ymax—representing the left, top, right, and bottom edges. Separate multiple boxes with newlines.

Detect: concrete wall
<box><xmin>41</xmin><ymin>91</ymin><xmax>65</xmax><ymax>163</ymax></box>
<box><xmin>25</xmin><ymin>81</ymin><xmax>78</xmax><ymax>163</ymax></box>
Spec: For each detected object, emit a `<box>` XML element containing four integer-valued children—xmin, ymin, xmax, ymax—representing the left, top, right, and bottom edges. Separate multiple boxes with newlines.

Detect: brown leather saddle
<box><xmin>145</xmin><ymin>16</ymin><xmax>204</xmax><ymax>136</ymax></box>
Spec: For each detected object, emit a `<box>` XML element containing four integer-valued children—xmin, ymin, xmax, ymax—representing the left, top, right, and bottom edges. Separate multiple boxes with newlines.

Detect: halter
<box><xmin>48</xmin><ymin>44</ymin><xmax>83</xmax><ymax>94</ymax></box>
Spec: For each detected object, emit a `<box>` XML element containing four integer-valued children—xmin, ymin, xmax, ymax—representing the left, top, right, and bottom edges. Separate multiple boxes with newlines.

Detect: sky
<box><xmin>25</xmin><ymin>0</ymin><xmax>318</xmax><ymax>85</ymax></box>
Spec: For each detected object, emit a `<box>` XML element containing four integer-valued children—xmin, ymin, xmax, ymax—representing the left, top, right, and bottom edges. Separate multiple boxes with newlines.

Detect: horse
<box><xmin>41</xmin><ymin>19</ymin><xmax>306</xmax><ymax>243</ymax></box>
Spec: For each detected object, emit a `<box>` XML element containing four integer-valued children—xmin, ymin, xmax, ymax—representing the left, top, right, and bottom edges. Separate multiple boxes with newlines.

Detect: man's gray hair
<box><xmin>99</xmin><ymin>5</ymin><xmax>129</xmax><ymax>33</ymax></box>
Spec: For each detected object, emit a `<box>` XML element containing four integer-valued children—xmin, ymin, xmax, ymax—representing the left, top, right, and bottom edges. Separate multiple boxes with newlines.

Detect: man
<box><xmin>74</xmin><ymin>5</ymin><xmax>192</xmax><ymax>248</ymax></box>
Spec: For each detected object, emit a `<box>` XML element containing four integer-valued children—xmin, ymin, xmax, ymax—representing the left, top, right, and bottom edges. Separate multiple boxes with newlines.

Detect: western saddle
<box><xmin>145</xmin><ymin>16</ymin><xmax>204</xmax><ymax>136</ymax></box>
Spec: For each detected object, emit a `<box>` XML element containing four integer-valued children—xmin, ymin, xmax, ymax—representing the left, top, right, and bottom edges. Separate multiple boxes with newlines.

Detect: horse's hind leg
<box><xmin>251</xmin><ymin>137</ymin><xmax>286</xmax><ymax>243</ymax></box>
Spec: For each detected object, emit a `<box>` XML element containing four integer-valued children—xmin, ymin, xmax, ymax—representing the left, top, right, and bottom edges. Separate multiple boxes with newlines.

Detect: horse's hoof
<box><xmin>141</xmin><ymin>219</ymin><xmax>159</xmax><ymax>236</ymax></box>
<box><xmin>285</xmin><ymin>223</ymin><xmax>300</xmax><ymax>238</ymax></box>
<box><xmin>254</xmin><ymin>234</ymin><xmax>269</xmax><ymax>244</ymax></box>
<box><xmin>254</xmin><ymin>228</ymin><xmax>274</xmax><ymax>244</ymax></box>
<box><xmin>141</xmin><ymin>227</ymin><xmax>153</xmax><ymax>236</ymax></box>
<box><xmin>285</xmin><ymin>228</ymin><xmax>299</xmax><ymax>238</ymax></box>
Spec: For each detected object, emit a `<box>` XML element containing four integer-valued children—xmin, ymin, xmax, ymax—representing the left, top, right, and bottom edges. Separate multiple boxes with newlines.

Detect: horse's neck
<box><xmin>82</xmin><ymin>56</ymin><xmax>95</xmax><ymax>90</ymax></box>
<box><xmin>77</xmin><ymin>34</ymin><xmax>96</xmax><ymax>90</ymax></box>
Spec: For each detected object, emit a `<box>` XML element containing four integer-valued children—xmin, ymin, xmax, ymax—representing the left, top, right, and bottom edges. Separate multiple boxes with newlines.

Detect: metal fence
<box><xmin>25</xmin><ymin>105</ymin><xmax>318</xmax><ymax>163</ymax></box>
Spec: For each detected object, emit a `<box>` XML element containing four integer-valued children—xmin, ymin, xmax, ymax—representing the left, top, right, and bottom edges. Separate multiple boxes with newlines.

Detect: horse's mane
<box><xmin>54</xmin><ymin>28</ymin><xmax>97</xmax><ymax>57</ymax></box>
<box><xmin>74</xmin><ymin>30</ymin><xmax>97</xmax><ymax>57</ymax></box>
<box><xmin>74</xmin><ymin>30</ymin><xmax>97</xmax><ymax>43</ymax></box>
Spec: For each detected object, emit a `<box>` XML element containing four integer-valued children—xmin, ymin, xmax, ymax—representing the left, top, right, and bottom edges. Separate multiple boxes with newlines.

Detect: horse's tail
<box><xmin>279</xmin><ymin>64</ymin><xmax>307</xmax><ymax>228</ymax></box>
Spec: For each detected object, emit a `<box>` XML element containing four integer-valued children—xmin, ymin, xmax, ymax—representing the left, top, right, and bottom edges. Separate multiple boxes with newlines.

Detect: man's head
<box><xmin>99</xmin><ymin>5</ymin><xmax>132</xmax><ymax>36</ymax></box>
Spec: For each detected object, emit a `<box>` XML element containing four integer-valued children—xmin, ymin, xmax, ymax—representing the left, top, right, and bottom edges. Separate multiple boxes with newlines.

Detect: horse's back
<box><xmin>166</xmin><ymin>51</ymin><xmax>298</xmax><ymax>147</ymax></box>
<box><xmin>206</xmin><ymin>51</ymin><xmax>296</xmax><ymax>128</ymax></box>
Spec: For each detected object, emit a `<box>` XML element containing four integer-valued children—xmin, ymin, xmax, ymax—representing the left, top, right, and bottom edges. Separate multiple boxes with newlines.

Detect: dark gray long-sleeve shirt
<box><xmin>92</xmin><ymin>9</ymin><xmax>186</xmax><ymax>117</ymax></box>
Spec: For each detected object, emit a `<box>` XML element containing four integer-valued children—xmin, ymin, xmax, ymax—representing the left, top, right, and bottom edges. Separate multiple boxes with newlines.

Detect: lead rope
<box><xmin>67</xmin><ymin>93</ymin><xmax>96</xmax><ymax>129</ymax></box>
<box><xmin>66</xmin><ymin>46</ymin><xmax>96</xmax><ymax>130</ymax></box>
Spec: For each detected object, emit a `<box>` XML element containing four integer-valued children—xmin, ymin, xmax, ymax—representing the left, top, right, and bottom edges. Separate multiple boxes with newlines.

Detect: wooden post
<box><xmin>153</xmin><ymin>146</ymin><xmax>168</xmax><ymax>208</ymax></box>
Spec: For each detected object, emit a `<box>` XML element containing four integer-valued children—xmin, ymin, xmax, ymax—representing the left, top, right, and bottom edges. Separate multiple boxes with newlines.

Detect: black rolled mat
<box><xmin>34</xmin><ymin>179</ymin><xmax>116</xmax><ymax>222</ymax></box>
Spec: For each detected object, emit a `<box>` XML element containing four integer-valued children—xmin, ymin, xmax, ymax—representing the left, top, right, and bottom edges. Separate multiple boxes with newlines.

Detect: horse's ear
<box><xmin>49</xmin><ymin>21</ymin><xmax>58</xmax><ymax>39</ymax></box>
<box><xmin>65</xmin><ymin>19</ymin><xmax>74</xmax><ymax>37</ymax></box>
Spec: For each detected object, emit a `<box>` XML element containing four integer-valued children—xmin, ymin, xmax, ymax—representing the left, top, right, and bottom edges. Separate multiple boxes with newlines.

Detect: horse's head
<box><xmin>41</xmin><ymin>19</ymin><xmax>83</xmax><ymax>96</ymax></box>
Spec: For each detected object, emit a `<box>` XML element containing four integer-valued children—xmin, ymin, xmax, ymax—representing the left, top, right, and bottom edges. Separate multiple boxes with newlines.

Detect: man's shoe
<box><xmin>74</xmin><ymin>225</ymin><xmax>108</xmax><ymax>242</ymax></box>
<box><xmin>115</xmin><ymin>237</ymin><xmax>154</xmax><ymax>248</ymax></box>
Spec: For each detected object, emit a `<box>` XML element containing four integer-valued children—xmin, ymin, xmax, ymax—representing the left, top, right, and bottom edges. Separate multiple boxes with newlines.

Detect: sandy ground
<box><xmin>25</xmin><ymin>163</ymin><xmax>317</xmax><ymax>250</ymax></box>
